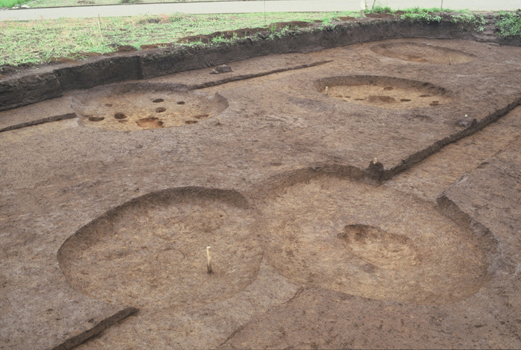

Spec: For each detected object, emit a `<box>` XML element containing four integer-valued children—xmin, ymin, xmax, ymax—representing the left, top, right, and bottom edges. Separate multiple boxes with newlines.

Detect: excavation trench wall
<box><xmin>0</xmin><ymin>18</ymin><xmax>511</xmax><ymax>112</ymax></box>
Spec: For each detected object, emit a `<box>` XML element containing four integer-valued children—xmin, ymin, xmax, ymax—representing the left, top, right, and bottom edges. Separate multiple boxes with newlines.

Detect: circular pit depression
<box><xmin>257</xmin><ymin>172</ymin><xmax>492</xmax><ymax>305</ymax></box>
<box><xmin>71</xmin><ymin>83</ymin><xmax>228</xmax><ymax>131</ymax></box>
<box><xmin>370</xmin><ymin>41</ymin><xmax>476</xmax><ymax>65</ymax></box>
<box><xmin>58</xmin><ymin>187</ymin><xmax>262</xmax><ymax>309</ymax></box>
<box><xmin>315</xmin><ymin>75</ymin><xmax>451</xmax><ymax>109</ymax></box>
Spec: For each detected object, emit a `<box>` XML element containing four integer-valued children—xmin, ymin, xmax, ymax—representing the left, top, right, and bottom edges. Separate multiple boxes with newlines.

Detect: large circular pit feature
<box><xmin>316</xmin><ymin>75</ymin><xmax>451</xmax><ymax>109</ymax></box>
<box><xmin>71</xmin><ymin>83</ymin><xmax>228</xmax><ymax>131</ymax></box>
<box><xmin>370</xmin><ymin>42</ymin><xmax>475</xmax><ymax>65</ymax></box>
<box><xmin>258</xmin><ymin>174</ymin><xmax>490</xmax><ymax>305</ymax></box>
<box><xmin>58</xmin><ymin>188</ymin><xmax>262</xmax><ymax>309</ymax></box>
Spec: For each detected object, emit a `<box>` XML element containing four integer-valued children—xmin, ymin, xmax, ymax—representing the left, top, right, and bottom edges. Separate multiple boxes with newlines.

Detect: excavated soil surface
<box><xmin>370</xmin><ymin>41</ymin><xmax>476</xmax><ymax>65</ymax></box>
<box><xmin>71</xmin><ymin>84</ymin><xmax>228</xmax><ymax>131</ymax></box>
<box><xmin>315</xmin><ymin>75</ymin><xmax>450</xmax><ymax>109</ymax></box>
<box><xmin>58</xmin><ymin>188</ymin><xmax>261</xmax><ymax>310</ymax></box>
<box><xmin>2</xmin><ymin>36</ymin><xmax>521</xmax><ymax>350</ymax></box>
<box><xmin>257</xmin><ymin>175</ymin><xmax>490</xmax><ymax>305</ymax></box>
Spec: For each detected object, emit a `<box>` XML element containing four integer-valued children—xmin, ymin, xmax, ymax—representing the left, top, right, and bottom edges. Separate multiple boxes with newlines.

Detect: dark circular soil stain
<box><xmin>114</xmin><ymin>112</ymin><xmax>127</xmax><ymax>119</ymax></box>
<box><xmin>155</xmin><ymin>107</ymin><xmax>167</xmax><ymax>113</ymax></box>
<box><xmin>137</xmin><ymin>117</ymin><xmax>164</xmax><ymax>129</ymax></box>
<box><xmin>153</xmin><ymin>98</ymin><xmax>164</xmax><ymax>103</ymax></box>
<box><xmin>88</xmin><ymin>116</ymin><xmax>104</xmax><ymax>122</ymax></box>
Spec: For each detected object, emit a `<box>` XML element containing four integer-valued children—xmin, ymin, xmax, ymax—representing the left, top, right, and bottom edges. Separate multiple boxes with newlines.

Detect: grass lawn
<box><xmin>27</xmin><ymin>0</ymin><xmax>240</xmax><ymax>7</ymax></box>
<box><xmin>2</xmin><ymin>0</ymin><xmax>257</xmax><ymax>8</ymax></box>
<box><xmin>0</xmin><ymin>6</ymin><xmax>517</xmax><ymax>72</ymax></box>
<box><xmin>0</xmin><ymin>12</ymin><xmax>357</xmax><ymax>69</ymax></box>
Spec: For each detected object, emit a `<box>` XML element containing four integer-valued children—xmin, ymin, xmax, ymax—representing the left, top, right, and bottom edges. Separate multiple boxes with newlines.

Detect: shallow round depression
<box><xmin>71</xmin><ymin>83</ymin><xmax>228</xmax><ymax>131</ymax></box>
<box><xmin>371</xmin><ymin>41</ymin><xmax>475</xmax><ymax>65</ymax></box>
<box><xmin>315</xmin><ymin>75</ymin><xmax>451</xmax><ymax>109</ymax></box>
<box><xmin>258</xmin><ymin>174</ymin><xmax>491</xmax><ymax>305</ymax></box>
<box><xmin>58</xmin><ymin>188</ymin><xmax>262</xmax><ymax>309</ymax></box>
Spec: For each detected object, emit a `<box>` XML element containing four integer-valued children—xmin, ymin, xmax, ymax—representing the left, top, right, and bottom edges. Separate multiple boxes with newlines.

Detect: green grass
<box><xmin>0</xmin><ymin>7</ymin><xmax>498</xmax><ymax>71</ymax></box>
<box><xmin>0</xmin><ymin>0</ymin><xmax>31</xmax><ymax>7</ymax></box>
<box><xmin>0</xmin><ymin>11</ymin><xmax>358</xmax><ymax>68</ymax></box>
<box><xmin>365</xmin><ymin>5</ymin><xmax>481</xmax><ymax>26</ymax></box>
<box><xmin>496</xmin><ymin>12</ymin><xmax>521</xmax><ymax>37</ymax></box>
<box><xmin>366</xmin><ymin>4</ymin><xmax>470</xmax><ymax>15</ymax></box>
<box><xmin>367</xmin><ymin>5</ymin><xmax>393</xmax><ymax>14</ymax></box>
<box><xmin>10</xmin><ymin>0</ymin><xmax>258</xmax><ymax>7</ymax></box>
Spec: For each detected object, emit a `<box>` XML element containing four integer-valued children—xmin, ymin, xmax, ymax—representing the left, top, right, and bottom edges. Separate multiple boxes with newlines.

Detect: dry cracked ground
<box><xmin>1</xmin><ymin>38</ymin><xmax>521</xmax><ymax>350</ymax></box>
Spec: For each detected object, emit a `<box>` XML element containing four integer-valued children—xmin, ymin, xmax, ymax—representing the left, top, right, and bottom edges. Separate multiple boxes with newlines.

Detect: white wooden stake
<box><xmin>206</xmin><ymin>246</ymin><xmax>213</xmax><ymax>274</ymax></box>
<box><xmin>98</xmin><ymin>15</ymin><xmax>104</xmax><ymax>44</ymax></box>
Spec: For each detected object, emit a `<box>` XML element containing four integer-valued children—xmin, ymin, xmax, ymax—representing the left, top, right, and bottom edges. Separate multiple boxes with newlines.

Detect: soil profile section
<box><xmin>0</xmin><ymin>18</ymin><xmax>488</xmax><ymax>112</ymax></box>
<box><xmin>379</xmin><ymin>97</ymin><xmax>521</xmax><ymax>181</ymax></box>
<box><xmin>0</xmin><ymin>112</ymin><xmax>77</xmax><ymax>133</ymax></box>
<box><xmin>51</xmin><ymin>307</ymin><xmax>138</xmax><ymax>350</ymax></box>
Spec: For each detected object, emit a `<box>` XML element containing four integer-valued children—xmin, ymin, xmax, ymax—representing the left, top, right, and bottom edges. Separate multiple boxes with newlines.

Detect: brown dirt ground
<box><xmin>1</xmin><ymin>37</ymin><xmax>521</xmax><ymax>350</ymax></box>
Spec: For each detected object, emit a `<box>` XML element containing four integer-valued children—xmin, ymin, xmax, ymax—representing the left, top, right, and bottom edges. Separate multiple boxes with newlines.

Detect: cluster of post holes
<box><xmin>87</xmin><ymin>98</ymin><xmax>207</xmax><ymax>127</ymax></box>
<box><xmin>368</xmin><ymin>86</ymin><xmax>440</xmax><ymax>106</ymax></box>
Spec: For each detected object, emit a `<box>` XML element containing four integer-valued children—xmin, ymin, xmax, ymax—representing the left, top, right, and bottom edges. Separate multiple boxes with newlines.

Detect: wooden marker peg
<box><xmin>207</xmin><ymin>246</ymin><xmax>213</xmax><ymax>274</ymax></box>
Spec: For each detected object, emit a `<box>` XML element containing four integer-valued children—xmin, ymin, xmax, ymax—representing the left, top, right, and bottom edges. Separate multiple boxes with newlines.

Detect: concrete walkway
<box><xmin>0</xmin><ymin>0</ymin><xmax>519</xmax><ymax>21</ymax></box>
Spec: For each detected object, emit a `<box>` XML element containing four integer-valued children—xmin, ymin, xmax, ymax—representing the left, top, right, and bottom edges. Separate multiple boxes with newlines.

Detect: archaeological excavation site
<box><xmin>1</xmin><ymin>14</ymin><xmax>521</xmax><ymax>350</ymax></box>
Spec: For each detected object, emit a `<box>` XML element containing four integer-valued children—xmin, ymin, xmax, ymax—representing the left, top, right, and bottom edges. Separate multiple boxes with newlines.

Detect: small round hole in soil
<box><xmin>185</xmin><ymin>120</ymin><xmax>198</xmax><ymax>124</ymax></box>
<box><xmin>114</xmin><ymin>112</ymin><xmax>127</xmax><ymax>119</ymax></box>
<box><xmin>137</xmin><ymin>117</ymin><xmax>164</xmax><ymax>129</ymax></box>
<box><xmin>88</xmin><ymin>116</ymin><xmax>104</xmax><ymax>122</ymax></box>
<box><xmin>105</xmin><ymin>104</ymin><xmax>113</xmax><ymax>107</ymax></box>
<box><xmin>383</xmin><ymin>86</ymin><xmax>394</xmax><ymax>91</ymax></box>
<box><xmin>401</xmin><ymin>99</ymin><xmax>411</xmax><ymax>102</ymax></box>
<box><xmin>193</xmin><ymin>114</ymin><xmax>209</xmax><ymax>119</ymax></box>
<box><xmin>419</xmin><ymin>94</ymin><xmax>430</xmax><ymax>98</ymax></box>
<box><xmin>177</xmin><ymin>101</ymin><xmax>185</xmax><ymax>105</ymax></box>
<box><xmin>152</xmin><ymin>98</ymin><xmax>164</xmax><ymax>103</ymax></box>
<box><xmin>430</xmin><ymin>101</ymin><xmax>440</xmax><ymax>106</ymax></box>
<box><xmin>155</xmin><ymin>107</ymin><xmax>166</xmax><ymax>113</ymax></box>
<box><xmin>368</xmin><ymin>95</ymin><xmax>396</xmax><ymax>104</ymax></box>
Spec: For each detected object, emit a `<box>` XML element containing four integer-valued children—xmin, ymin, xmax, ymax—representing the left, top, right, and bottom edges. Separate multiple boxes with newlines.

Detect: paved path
<box><xmin>0</xmin><ymin>0</ymin><xmax>519</xmax><ymax>21</ymax></box>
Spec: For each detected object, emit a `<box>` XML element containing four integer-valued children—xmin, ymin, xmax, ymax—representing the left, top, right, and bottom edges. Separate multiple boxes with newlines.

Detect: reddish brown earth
<box><xmin>1</xmin><ymin>29</ymin><xmax>521</xmax><ymax>350</ymax></box>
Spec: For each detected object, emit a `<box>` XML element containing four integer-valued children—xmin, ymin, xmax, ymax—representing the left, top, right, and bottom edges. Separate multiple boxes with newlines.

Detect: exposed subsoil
<box><xmin>71</xmin><ymin>84</ymin><xmax>228</xmax><ymax>131</ymax></box>
<box><xmin>2</xmin><ymin>20</ymin><xmax>521</xmax><ymax>350</ymax></box>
